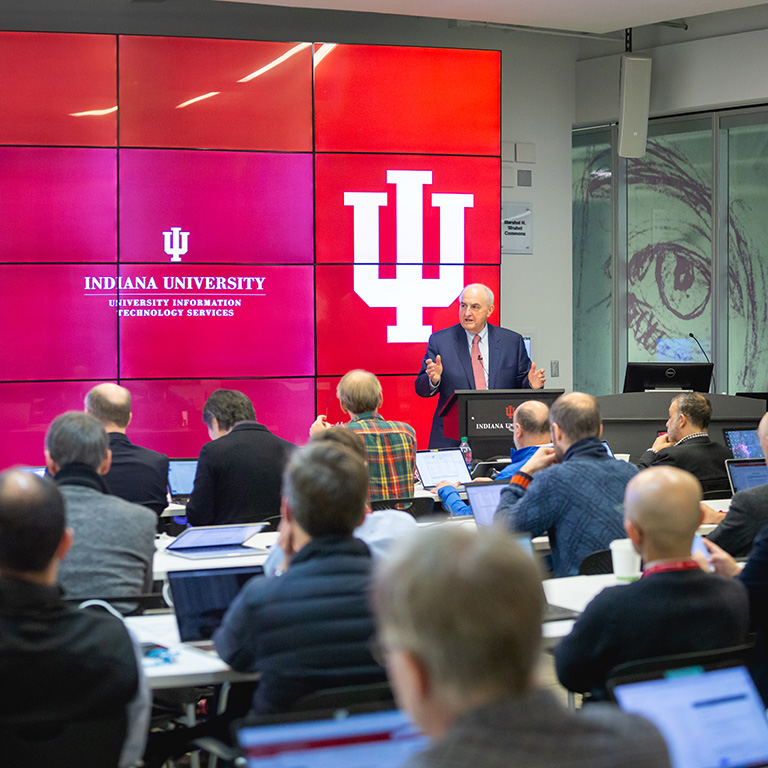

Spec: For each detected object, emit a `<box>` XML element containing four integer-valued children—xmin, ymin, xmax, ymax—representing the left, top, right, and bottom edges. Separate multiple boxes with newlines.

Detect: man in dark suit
<box><xmin>85</xmin><ymin>383</ymin><xmax>169</xmax><ymax>516</ymax></box>
<box><xmin>707</xmin><ymin>412</ymin><xmax>768</xmax><ymax>556</ymax></box>
<box><xmin>185</xmin><ymin>389</ymin><xmax>294</xmax><ymax>527</ymax></box>
<box><xmin>636</xmin><ymin>392</ymin><xmax>732</xmax><ymax>493</ymax></box>
<box><xmin>415</xmin><ymin>283</ymin><xmax>546</xmax><ymax>448</ymax></box>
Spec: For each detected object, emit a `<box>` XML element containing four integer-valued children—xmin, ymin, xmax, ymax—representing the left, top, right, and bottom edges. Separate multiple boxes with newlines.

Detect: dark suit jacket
<box><xmin>185</xmin><ymin>421</ymin><xmax>294</xmax><ymax>527</ymax></box>
<box><xmin>103</xmin><ymin>432</ymin><xmax>169</xmax><ymax>516</ymax></box>
<box><xmin>636</xmin><ymin>435</ymin><xmax>733</xmax><ymax>493</ymax></box>
<box><xmin>708</xmin><ymin>483</ymin><xmax>768</xmax><ymax>557</ymax></box>
<box><xmin>739</xmin><ymin>524</ymin><xmax>768</xmax><ymax>704</ymax></box>
<box><xmin>415</xmin><ymin>323</ymin><xmax>532</xmax><ymax>448</ymax></box>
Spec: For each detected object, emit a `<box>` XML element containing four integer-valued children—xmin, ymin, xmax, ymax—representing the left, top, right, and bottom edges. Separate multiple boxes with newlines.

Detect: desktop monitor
<box><xmin>622</xmin><ymin>363</ymin><xmax>713</xmax><ymax>393</ymax></box>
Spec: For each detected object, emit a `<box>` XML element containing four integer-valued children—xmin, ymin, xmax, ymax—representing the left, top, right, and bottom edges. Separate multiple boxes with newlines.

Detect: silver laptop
<box><xmin>167</xmin><ymin>458</ymin><xmax>198</xmax><ymax>503</ymax></box>
<box><xmin>415</xmin><ymin>449</ymin><xmax>472</xmax><ymax>489</ymax></box>
<box><xmin>166</xmin><ymin>523</ymin><xmax>268</xmax><ymax>559</ymax></box>
<box><xmin>726</xmin><ymin>458</ymin><xmax>768</xmax><ymax>495</ymax></box>
<box><xmin>464</xmin><ymin>480</ymin><xmax>507</xmax><ymax>526</ymax></box>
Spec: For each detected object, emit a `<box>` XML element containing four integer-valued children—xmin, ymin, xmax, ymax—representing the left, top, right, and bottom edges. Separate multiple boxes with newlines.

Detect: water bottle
<box><xmin>460</xmin><ymin>437</ymin><xmax>472</xmax><ymax>467</ymax></box>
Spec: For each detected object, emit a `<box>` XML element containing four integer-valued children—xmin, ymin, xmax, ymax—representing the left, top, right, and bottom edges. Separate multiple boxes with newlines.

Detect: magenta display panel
<box><xmin>119</xmin><ymin>36</ymin><xmax>312</xmax><ymax>151</ymax></box>
<box><xmin>0</xmin><ymin>265</ymin><xmax>118</xmax><ymax>382</ymax></box>
<box><xmin>0</xmin><ymin>380</ymin><xmax>107</xmax><ymax>470</ymax></box>
<box><xmin>315</xmin><ymin>154</ymin><xmax>500</xmax><ymax>265</ymax></box>
<box><xmin>316</xmin><ymin>265</ymin><xmax>500</xmax><ymax>376</ymax></box>
<box><xmin>315</xmin><ymin>44</ymin><xmax>500</xmax><ymax>155</ymax></box>
<box><xmin>317</xmin><ymin>375</ymin><xmax>435</xmax><ymax>450</ymax></box>
<box><xmin>119</xmin><ymin>150</ymin><xmax>313</xmax><ymax>264</ymax></box>
<box><xmin>0</xmin><ymin>148</ymin><xmax>117</xmax><ymax>263</ymax></box>
<box><xmin>116</xmin><ymin>264</ymin><xmax>314</xmax><ymax>379</ymax></box>
<box><xmin>0</xmin><ymin>32</ymin><xmax>116</xmax><ymax>147</ymax></box>
<box><xmin>126</xmin><ymin>378</ymin><xmax>314</xmax><ymax>456</ymax></box>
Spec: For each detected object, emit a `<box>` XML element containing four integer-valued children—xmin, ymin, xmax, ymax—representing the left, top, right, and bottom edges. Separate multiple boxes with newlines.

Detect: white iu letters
<box><xmin>345</xmin><ymin>170</ymin><xmax>474</xmax><ymax>343</ymax></box>
<box><xmin>163</xmin><ymin>226</ymin><xmax>190</xmax><ymax>262</ymax></box>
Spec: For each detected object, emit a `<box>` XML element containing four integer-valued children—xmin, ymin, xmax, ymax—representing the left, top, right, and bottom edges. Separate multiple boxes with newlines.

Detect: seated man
<box><xmin>371</xmin><ymin>525</ymin><xmax>671</xmax><ymax>768</ymax></box>
<box><xmin>310</xmin><ymin>369</ymin><xmax>416</xmax><ymax>502</ymax></box>
<box><xmin>495</xmin><ymin>392</ymin><xmax>637</xmax><ymax>577</ymax></box>
<box><xmin>85</xmin><ymin>382</ymin><xmax>169</xmax><ymax>516</ymax></box>
<box><xmin>436</xmin><ymin>399</ymin><xmax>551</xmax><ymax>516</ymax></box>
<box><xmin>185</xmin><ymin>389</ymin><xmax>295</xmax><ymax>526</ymax></box>
<box><xmin>214</xmin><ymin>440</ymin><xmax>387</xmax><ymax>713</ymax></box>
<box><xmin>636</xmin><ymin>392</ymin><xmax>732</xmax><ymax>493</ymax></box>
<box><xmin>45</xmin><ymin>412</ymin><xmax>156</xmax><ymax>604</ymax></box>
<box><xmin>0</xmin><ymin>469</ymin><xmax>149</xmax><ymax>768</ymax></box>
<box><xmin>706</xmin><ymin>412</ymin><xmax>768</xmax><ymax>557</ymax></box>
<box><xmin>555</xmin><ymin>467</ymin><xmax>749</xmax><ymax>701</ymax></box>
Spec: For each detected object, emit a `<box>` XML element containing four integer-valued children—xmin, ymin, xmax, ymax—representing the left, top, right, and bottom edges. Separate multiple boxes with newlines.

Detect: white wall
<box><xmin>3</xmin><ymin>0</ymin><xmax>580</xmax><ymax>390</ymax></box>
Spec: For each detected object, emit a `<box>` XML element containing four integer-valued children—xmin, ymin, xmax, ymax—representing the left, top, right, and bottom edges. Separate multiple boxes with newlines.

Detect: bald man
<box><xmin>707</xmin><ymin>412</ymin><xmax>768</xmax><ymax>557</ymax></box>
<box><xmin>555</xmin><ymin>466</ymin><xmax>749</xmax><ymax>701</ymax></box>
<box><xmin>85</xmin><ymin>383</ymin><xmax>169</xmax><ymax>516</ymax></box>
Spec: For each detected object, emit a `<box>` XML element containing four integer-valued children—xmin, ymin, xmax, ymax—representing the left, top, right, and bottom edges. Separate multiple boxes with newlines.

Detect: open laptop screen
<box><xmin>723</xmin><ymin>429</ymin><xmax>764</xmax><ymax>460</ymax></box>
<box><xmin>726</xmin><ymin>458</ymin><xmax>768</xmax><ymax>494</ymax></box>
<box><xmin>415</xmin><ymin>449</ymin><xmax>472</xmax><ymax>489</ymax></box>
<box><xmin>613</xmin><ymin>665</ymin><xmax>768</xmax><ymax>768</ymax></box>
<box><xmin>464</xmin><ymin>481</ymin><xmax>506</xmax><ymax>526</ymax></box>
<box><xmin>168</xmin><ymin>458</ymin><xmax>198</xmax><ymax>496</ymax></box>
<box><xmin>237</xmin><ymin>709</ymin><xmax>428</xmax><ymax>768</ymax></box>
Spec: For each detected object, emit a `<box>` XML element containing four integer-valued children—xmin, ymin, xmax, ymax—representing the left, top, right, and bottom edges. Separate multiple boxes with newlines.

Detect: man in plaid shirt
<box><xmin>310</xmin><ymin>370</ymin><xmax>416</xmax><ymax>502</ymax></box>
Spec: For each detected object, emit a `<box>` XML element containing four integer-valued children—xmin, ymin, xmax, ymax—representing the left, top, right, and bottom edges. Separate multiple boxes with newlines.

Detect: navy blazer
<box><xmin>415</xmin><ymin>323</ymin><xmax>532</xmax><ymax>448</ymax></box>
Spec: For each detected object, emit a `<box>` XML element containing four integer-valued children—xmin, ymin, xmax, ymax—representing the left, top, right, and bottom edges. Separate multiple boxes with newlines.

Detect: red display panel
<box><xmin>315</xmin><ymin>44</ymin><xmax>500</xmax><ymax>155</ymax></box>
<box><xmin>0</xmin><ymin>148</ymin><xmax>117</xmax><ymax>263</ymax></box>
<box><xmin>315</xmin><ymin>154</ymin><xmax>500</xmax><ymax>265</ymax></box>
<box><xmin>0</xmin><ymin>380</ymin><xmax>107</xmax><ymax>470</ymax></box>
<box><xmin>119</xmin><ymin>150</ymin><xmax>313</xmax><ymax>264</ymax></box>
<box><xmin>125</xmin><ymin>378</ymin><xmax>315</xmax><ymax>457</ymax></box>
<box><xmin>317</xmin><ymin>375</ymin><xmax>435</xmax><ymax>450</ymax></box>
<box><xmin>119</xmin><ymin>36</ymin><xmax>312</xmax><ymax>151</ymax></box>
<box><xmin>316</xmin><ymin>264</ymin><xmax>500</xmax><ymax>376</ymax></box>
<box><xmin>116</xmin><ymin>264</ymin><xmax>314</xmax><ymax>379</ymax></box>
<box><xmin>0</xmin><ymin>265</ymin><xmax>118</xmax><ymax>382</ymax></box>
<box><xmin>0</xmin><ymin>32</ymin><xmax>117</xmax><ymax>147</ymax></box>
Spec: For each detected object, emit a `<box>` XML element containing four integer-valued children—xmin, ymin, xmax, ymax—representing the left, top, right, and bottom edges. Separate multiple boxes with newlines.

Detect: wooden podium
<box><xmin>440</xmin><ymin>388</ymin><xmax>564</xmax><ymax>460</ymax></box>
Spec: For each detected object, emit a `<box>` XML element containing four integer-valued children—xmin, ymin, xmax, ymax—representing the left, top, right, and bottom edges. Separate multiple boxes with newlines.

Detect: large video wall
<box><xmin>0</xmin><ymin>32</ymin><xmax>500</xmax><ymax>468</ymax></box>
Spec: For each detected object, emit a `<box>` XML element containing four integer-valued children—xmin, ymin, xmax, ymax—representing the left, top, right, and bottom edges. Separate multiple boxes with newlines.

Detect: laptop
<box><xmin>464</xmin><ymin>480</ymin><xmax>507</xmax><ymax>526</ymax></box>
<box><xmin>166</xmin><ymin>523</ymin><xmax>269</xmax><ymax>559</ymax></box>
<box><xmin>415</xmin><ymin>449</ymin><xmax>472</xmax><ymax>489</ymax></box>
<box><xmin>612</xmin><ymin>663</ymin><xmax>768</xmax><ymax>768</ymax></box>
<box><xmin>167</xmin><ymin>564</ymin><xmax>264</xmax><ymax>646</ymax></box>
<box><xmin>20</xmin><ymin>466</ymin><xmax>47</xmax><ymax>478</ymax></box>
<box><xmin>726</xmin><ymin>458</ymin><xmax>768</xmax><ymax>495</ymax></box>
<box><xmin>236</xmin><ymin>708</ymin><xmax>428</xmax><ymax>768</ymax></box>
<box><xmin>167</xmin><ymin>458</ymin><xmax>198</xmax><ymax>504</ymax></box>
<box><xmin>723</xmin><ymin>428</ymin><xmax>764</xmax><ymax>460</ymax></box>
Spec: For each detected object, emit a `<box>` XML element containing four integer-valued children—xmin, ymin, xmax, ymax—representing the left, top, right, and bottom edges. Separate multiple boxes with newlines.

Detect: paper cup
<box><xmin>610</xmin><ymin>538</ymin><xmax>641</xmax><ymax>581</ymax></box>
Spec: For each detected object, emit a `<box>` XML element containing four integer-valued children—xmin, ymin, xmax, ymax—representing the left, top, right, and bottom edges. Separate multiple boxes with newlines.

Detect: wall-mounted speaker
<box><xmin>618</xmin><ymin>54</ymin><xmax>652</xmax><ymax>158</ymax></box>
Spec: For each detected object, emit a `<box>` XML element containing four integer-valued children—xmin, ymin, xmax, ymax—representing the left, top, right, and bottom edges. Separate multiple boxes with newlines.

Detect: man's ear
<box><xmin>598</xmin><ymin>423</ymin><xmax>604</xmax><ymax>438</ymax></box>
<box><xmin>56</xmin><ymin>528</ymin><xmax>74</xmax><ymax>562</ymax></box>
<box><xmin>551</xmin><ymin>423</ymin><xmax>563</xmax><ymax>444</ymax></box>
<box><xmin>280</xmin><ymin>496</ymin><xmax>293</xmax><ymax>524</ymax></box>
<box><xmin>401</xmin><ymin>648</ymin><xmax>431</xmax><ymax>701</ymax></box>
<box><xmin>44</xmin><ymin>450</ymin><xmax>59</xmax><ymax>477</ymax></box>
<box><xmin>98</xmin><ymin>449</ymin><xmax>112</xmax><ymax>476</ymax></box>
<box><xmin>127</xmin><ymin>412</ymin><xmax>133</xmax><ymax>427</ymax></box>
<box><xmin>625</xmin><ymin>518</ymin><xmax>642</xmax><ymax>551</ymax></box>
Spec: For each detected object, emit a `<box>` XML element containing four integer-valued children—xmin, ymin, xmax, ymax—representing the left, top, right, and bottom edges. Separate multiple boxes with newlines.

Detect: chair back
<box><xmin>0</xmin><ymin>712</ymin><xmax>126</xmax><ymax>768</ymax></box>
<box><xmin>291</xmin><ymin>681</ymin><xmax>395</xmax><ymax>712</ymax></box>
<box><xmin>578</xmin><ymin>549</ymin><xmax>613</xmax><ymax>575</ymax></box>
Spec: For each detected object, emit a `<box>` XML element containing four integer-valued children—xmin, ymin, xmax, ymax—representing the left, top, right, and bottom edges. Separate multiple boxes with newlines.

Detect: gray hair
<box><xmin>372</xmin><ymin>526</ymin><xmax>544</xmax><ymax>699</ymax></box>
<box><xmin>45</xmin><ymin>411</ymin><xmax>108</xmax><ymax>470</ymax></box>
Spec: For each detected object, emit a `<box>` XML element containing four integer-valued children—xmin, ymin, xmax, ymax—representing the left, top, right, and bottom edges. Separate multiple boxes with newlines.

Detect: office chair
<box><xmin>578</xmin><ymin>549</ymin><xmax>613</xmax><ymax>575</ymax></box>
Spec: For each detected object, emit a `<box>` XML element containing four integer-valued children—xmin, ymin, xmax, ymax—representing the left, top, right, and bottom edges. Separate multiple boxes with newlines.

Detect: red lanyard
<box><xmin>641</xmin><ymin>560</ymin><xmax>701</xmax><ymax>578</ymax></box>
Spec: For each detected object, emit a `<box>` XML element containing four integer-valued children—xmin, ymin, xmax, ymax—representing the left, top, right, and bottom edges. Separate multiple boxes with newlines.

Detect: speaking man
<box><xmin>371</xmin><ymin>525</ymin><xmax>670</xmax><ymax>768</ymax></box>
<box><xmin>555</xmin><ymin>467</ymin><xmax>749</xmax><ymax>701</ymax></box>
<box><xmin>85</xmin><ymin>382</ymin><xmax>169</xmax><ymax>516</ymax></box>
<box><xmin>415</xmin><ymin>283</ymin><xmax>546</xmax><ymax>448</ymax></box>
<box><xmin>636</xmin><ymin>392</ymin><xmax>732</xmax><ymax>493</ymax></box>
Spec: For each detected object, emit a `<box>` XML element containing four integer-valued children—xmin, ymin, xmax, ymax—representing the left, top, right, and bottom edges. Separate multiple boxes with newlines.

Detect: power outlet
<box><xmin>550</xmin><ymin>360</ymin><xmax>560</xmax><ymax>378</ymax></box>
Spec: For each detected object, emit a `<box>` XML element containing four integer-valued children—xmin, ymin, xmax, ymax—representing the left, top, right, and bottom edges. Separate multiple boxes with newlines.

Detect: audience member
<box><xmin>703</xmin><ymin>528</ymin><xmax>768</xmax><ymax>705</ymax></box>
<box><xmin>213</xmin><ymin>440</ymin><xmax>387</xmax><ymax>713</ymax></box>
<box><xmin>436</xmin><ymin>400</ymin><xmax>551</xmax><ymax>516</ymax></box>
<box><xmin>371</xmin><ymin>525</ymin><xmax>671</xmax><ymax>768</ymax></box>
<box><xmin>44</xmin><ymin>412</ymin><xmax>156</xmax><ymax>604</ymax></box>
<box><xmin>85</xmin><ymin>383</ymin><xmax>169</xmax><ymax>516</ymax></box>
<box><xmin>185</xmin><ymin>389</ymin><xmax>294</xmax><ymax>526</ymax></box>
<box><xmin>706</xmin><ymin>412</ymin><xmax>768</xmax><ymax>556</ymax></box>
<box><xmin>0</xmin><ymin>470</ymin><xmax>149</xmax><ymax>767</ymax></box>
<box><xmin>310</xmin><ymin>370</ymin><xmax>417</xmax><ymax>502</ymax></box>
<box><xmin>555</xmin><ymin>467</ymin><xmax>749</xmax><ymax>700</ymax></box>
<box><xmin>495</xmin><ymin>392</ymin><xmax>637</xmax><ymax>576</ymax></box>
<box><xmin>636</xmin><ymin>392</ymin><xmax>732</xmax><ymax>493</ymax></box>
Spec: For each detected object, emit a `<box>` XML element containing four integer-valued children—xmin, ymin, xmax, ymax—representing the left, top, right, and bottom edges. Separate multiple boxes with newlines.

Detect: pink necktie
<box><xmin>472</xmin><ymin>334</ymin><xmax>487</xmax><ymax>390</ymax></box>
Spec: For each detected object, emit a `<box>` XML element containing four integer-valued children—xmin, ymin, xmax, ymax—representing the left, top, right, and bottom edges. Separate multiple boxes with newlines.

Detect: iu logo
<box><xmin>506</xmin><ymin>405</ymin><xmax>516</xmax><ymax>420</ymax></box>
<box><xmin>163</xmin><ymin>227</ymin><xmax>190</xmax><ymax>263</ymax></box>
<box><xmin>344</xmin><ymin>170</ymin><xmax>474</xmax><ymax>343</ymax></box>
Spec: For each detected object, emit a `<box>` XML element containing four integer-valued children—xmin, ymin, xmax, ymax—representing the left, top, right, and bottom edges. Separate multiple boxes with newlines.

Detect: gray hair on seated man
<box><xmin>45</xmin><ymin>411</ymin><xmax>109</xmax><ymax>472</ymax></box>
<box><xmin>371</xmin><ymin>526</ymin><xmax>544</xmax><ymax>736</ymax></box>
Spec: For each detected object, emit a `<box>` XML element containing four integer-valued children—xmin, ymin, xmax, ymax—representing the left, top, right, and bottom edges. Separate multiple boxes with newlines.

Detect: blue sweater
<box><xmin>495</xmin><ymin>437</ymin><xmax>638</xmax><ymax>577</ymax></box>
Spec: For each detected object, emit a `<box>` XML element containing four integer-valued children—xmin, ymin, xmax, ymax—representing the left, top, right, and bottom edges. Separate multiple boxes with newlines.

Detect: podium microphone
<box><xmin>688</xmin><ymin>332</ymin><xmax>715</xmax><ymax>392</ymax></box>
